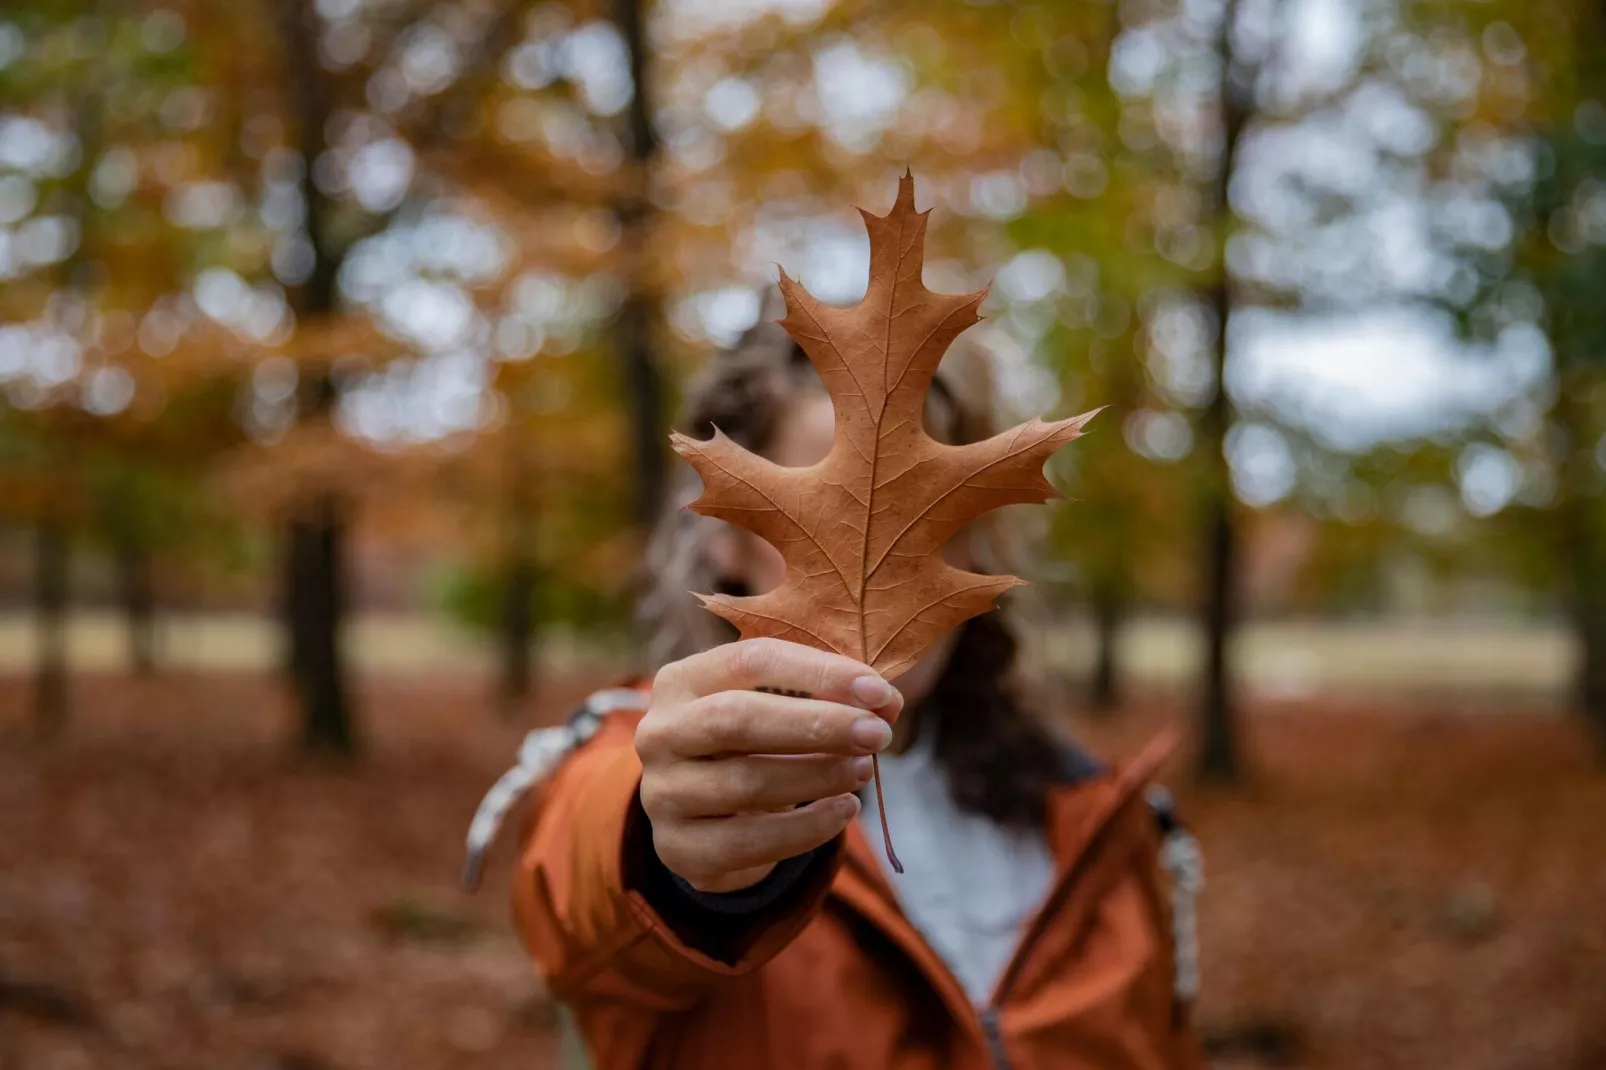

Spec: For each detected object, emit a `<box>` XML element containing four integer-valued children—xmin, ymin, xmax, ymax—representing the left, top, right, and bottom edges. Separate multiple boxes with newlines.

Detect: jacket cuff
<box><xmin>663</xmin><ymin>846</ymin><xmax>824</xmax><ymax>915</ymax></box>
<box><xmin>622</xmin><ymin>785</ymin><xmax>842</xmax><ymax>965</ymax></box>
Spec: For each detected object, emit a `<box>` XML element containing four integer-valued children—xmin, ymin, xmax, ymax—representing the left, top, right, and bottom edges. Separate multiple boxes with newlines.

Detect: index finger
<box><xmin>668</xmin><ymin>692</ymin><xmax>889</xmax><ymax>758</ymax></box>
<box><xmin>654</xmin><ymin>638</ymin><xmax>901</xmax><ymax>715</ymax></box>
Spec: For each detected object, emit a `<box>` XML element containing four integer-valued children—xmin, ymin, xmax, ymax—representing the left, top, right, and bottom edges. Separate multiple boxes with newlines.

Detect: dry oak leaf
<box><xmin>671</xmin><ymin>172</ymin><xmax>1100</xmax><ymax>680</ymax></box>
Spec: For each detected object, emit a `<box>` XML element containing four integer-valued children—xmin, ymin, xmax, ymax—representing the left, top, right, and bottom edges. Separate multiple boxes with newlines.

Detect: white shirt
<box><xmin>859</xmin><ymin>734</ymin><xmax>1057</xmax><ymax>1007</ymax></box>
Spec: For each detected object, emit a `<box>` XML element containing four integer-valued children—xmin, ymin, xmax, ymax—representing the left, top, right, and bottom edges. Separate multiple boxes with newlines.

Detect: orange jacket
<box><xmin>512</xmin><ymin>710</ymin><xmax>1205</xmax><ymax>1070</ymax></box>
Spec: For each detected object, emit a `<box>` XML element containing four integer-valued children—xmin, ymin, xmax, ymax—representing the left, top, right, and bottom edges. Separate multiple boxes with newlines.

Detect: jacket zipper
<box><xmin>979</xmin><ymin>1007</ymin><xmax>1013</xmax><ymax>1070</ymax></box>
<box><xmin>973</xmin><ymin>845</ymin><xmax>1083</xmax><ymax>1070</ymax></box>
<box><xmin>842</xmin><ymin>764</ymin><xmax>1158</xmax><ymax>1070</ymax></box>
<box><xmin>973</xmin><ymin>784</ymin><xmax>1156</xmax><ymax>1070</ymax></box>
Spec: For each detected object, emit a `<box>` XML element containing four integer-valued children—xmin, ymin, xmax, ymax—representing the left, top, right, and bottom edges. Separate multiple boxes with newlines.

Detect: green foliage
<box><xmin>4</xmin><ymin>0</ymin><xmax>1606</xmax><ymax>675</ymax></box>
<box><xmin>429</xmin><ymin>558</ymin><xmax>630</xmax><ymax>639</ymax></box>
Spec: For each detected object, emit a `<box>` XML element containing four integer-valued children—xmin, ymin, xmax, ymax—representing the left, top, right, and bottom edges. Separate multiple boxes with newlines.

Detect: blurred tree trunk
<box><xmin>500</xmin><ymin>423</ymin><xmax>539</xmax><ymax>718</ymax></box>
<box><xmin>280</xmin><ymin>530</ymin><xmax>301</xmax><ymax>677</ymax></box>
<box><xmin>279</xmin><ymin>0</ymin><xmax>355</xmax><ymax>755</ymax></box>
<box><xmin>1568</xmin><ymin>0</ymin><xmax>1606</xmax><ymax>755</ymax></box>
<box><xmin>501</xmin><ymin>548</ymin><xmax>537</xmax><ymax>718</ymax></box>
<box><xmin>1534</xmin><ymin>0</ymin><xmax>1606</xmax><ymax>755</ymax></box>
<box><xmin>1197</xmin><ymin>443</ymin><xmax>1239</xmax><ymax>781</ymax></box>
<box><xmin>1088</xmin><ymin>581</ymin><xmax>1123</xmax><ymax>713</ymax></box>
<box><xmin>29</xmin><ymin>8</ymin><xmax>104</xmax><ymax>730</ymax></box>
<box><xmin>289</xmin><ymin>496</ymin><xmax>353</xmax><ymax>752</ymax></box>
<box><xmin>1555</xmin><ymin>306</ymin><xmax>1606</xmax><ymax>753</ymax></box>
<box><xmin>34</xmin><ymin>524</ymin><xmax>68</xmax><ymax>738</ymax></box>
<box><xmin>114</xmin><ymin>536</ymin><xmax>157</xmax><ymax>676</ymax></box>
<box><xmin>270</xmin><ymin>0</ymin><xmax>523</xmax><ymax>750</ymax></box>
<box><xmin>1195</xmin><ymin>0</ymin><xmax>1258</xmax><ymax>783</ymax></box>
<box><xmin>1566</xmin><ymin>522</ymin><xmax>1606</xmax><ymax>750</ymax></box>
<box><xmin>612</xmin><ymin>0</ymin><xmax>668</xmax><ymax>530</ymax></box>
<box><xmin>282</xmin><ymin>445</ymin><xmax>354</xmax><ymax>753</ymax></box>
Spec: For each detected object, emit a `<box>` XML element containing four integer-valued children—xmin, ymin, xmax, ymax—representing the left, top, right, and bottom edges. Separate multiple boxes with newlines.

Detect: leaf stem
<box><xmin>870</xmin><ymin>755</ymin><xmax>903</xmax><ymax>873</ymax></box>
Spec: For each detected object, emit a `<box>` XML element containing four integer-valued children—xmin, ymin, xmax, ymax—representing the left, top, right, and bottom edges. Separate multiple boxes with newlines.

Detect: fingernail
<box><xmin>852</xmin><ymin>718</ymin><xmax>893</xmax><ymax>753</ymax></box>
<box><xmin>852</xmin><ymin>756</ymin><xmax>874</xmax><ymax>783</ymax></box>
<box><xmin>851</xmin><ymin>675</ymin><xmax>893</xmax><ymax>708</ymax></box>
<box><xmin>832</xmin><ymin>794</ymin><xmax>861</xmax><ymax>819</ymax></box>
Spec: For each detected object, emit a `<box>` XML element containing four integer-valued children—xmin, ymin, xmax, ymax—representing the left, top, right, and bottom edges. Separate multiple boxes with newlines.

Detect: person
<box><xmin>465</xmin><ymin>319</ymin><xmax>1206</xmax><ymax>1069</ymax></box>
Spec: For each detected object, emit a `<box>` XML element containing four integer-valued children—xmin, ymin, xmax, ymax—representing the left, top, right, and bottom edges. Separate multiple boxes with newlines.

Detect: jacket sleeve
<box><xmin>510</xmin><ymin>713</ymin><xmax>842</xmax><ymax>1019</ymax></box>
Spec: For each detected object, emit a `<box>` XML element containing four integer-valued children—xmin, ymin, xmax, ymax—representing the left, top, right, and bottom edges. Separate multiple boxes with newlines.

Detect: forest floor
<box><xmin>2</xmin><ymin>670</ymin><xmax>1604</xmax><ymax>1070</ymax></box>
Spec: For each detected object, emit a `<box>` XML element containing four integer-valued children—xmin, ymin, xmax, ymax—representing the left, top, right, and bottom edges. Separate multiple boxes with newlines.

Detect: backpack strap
<box><xmin>1145</xmin><ymin>784</ymin><xmax>1204</xmax><ymax>1003</ymax></box>
<box><xmin>1057</xmin><ymin>739</ymin><xmax>1105</xmax><ymax>783</ymax></box>
<box><xmin>1057</xmin><ymin>740</ymin><xmax>1204</xmax><ymax>1002</ymax></box>
<box><xmin>461</xmin><ymin>687</ymin><xmax>650</xmax><ymax>891</ymax></box>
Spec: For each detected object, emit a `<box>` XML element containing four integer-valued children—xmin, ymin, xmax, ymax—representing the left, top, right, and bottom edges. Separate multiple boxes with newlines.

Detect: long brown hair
<box><xmin>638</xmin><ymin>318</ymin><xmax>1068</xmax><ymax>828</ymax></box>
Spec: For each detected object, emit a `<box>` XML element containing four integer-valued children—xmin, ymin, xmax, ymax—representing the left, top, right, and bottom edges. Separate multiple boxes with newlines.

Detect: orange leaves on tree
<box><xmin>670</xmin><ymin>173</ymin><xmax>1100</xmax><ymax>870</ymax></box>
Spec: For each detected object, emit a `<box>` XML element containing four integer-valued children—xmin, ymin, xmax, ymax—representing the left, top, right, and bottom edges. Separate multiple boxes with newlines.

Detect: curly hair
<box><xmin>637</xmin><ymin>315</ymin><xmax>1068</xmax><ymax>829</ymax></box>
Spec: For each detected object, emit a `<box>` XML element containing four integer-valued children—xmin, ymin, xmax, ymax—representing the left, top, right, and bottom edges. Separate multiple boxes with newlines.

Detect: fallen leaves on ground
<box><xmin>2</xmin><ymin>673</ymin><xmax>1604</xmax><ymax>1069</ymax></box>
<box><xmin>1072</xmin><ymin>695</ymin><xmax>1606</xmax><ymax>1070</ymax></box>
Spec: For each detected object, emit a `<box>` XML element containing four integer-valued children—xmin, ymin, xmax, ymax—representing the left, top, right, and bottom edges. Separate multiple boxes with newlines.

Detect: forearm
<box><xmin>513</xmin><ymin>725</ymin><xmax>840</xmax><ymax>1009</ymax></box>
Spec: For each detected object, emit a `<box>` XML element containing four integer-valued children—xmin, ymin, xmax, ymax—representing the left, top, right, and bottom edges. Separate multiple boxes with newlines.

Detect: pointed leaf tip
<box><xmin>892</xmin><ymin>170</ymin><xmax>917</xmax><ymax>214</ymax></box>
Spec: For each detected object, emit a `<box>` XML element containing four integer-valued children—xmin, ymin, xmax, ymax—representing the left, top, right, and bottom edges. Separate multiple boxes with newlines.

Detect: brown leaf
<box><xmin>671</xmin><ymin>173</ymin><xmax>1098</xmax><ymax>871</ymax></box>
<box><xmin>671</xmin><ymin>172</ymin><xmax>1099</xmax><ymax>680</ymax></box>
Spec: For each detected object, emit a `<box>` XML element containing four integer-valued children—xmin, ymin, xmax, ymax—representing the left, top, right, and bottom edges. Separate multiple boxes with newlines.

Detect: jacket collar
<box><xmin>828</xmin><ymin>730</ymin><xmax>1179</xmax><ymax>1025</ymax></box>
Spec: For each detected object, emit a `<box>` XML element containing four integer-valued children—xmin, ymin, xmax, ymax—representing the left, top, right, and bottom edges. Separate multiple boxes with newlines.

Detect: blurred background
<box><xmin>1</xmin><ymin>0</ymin><xmax>1604</xmax><ymax>1067</ymax></box>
